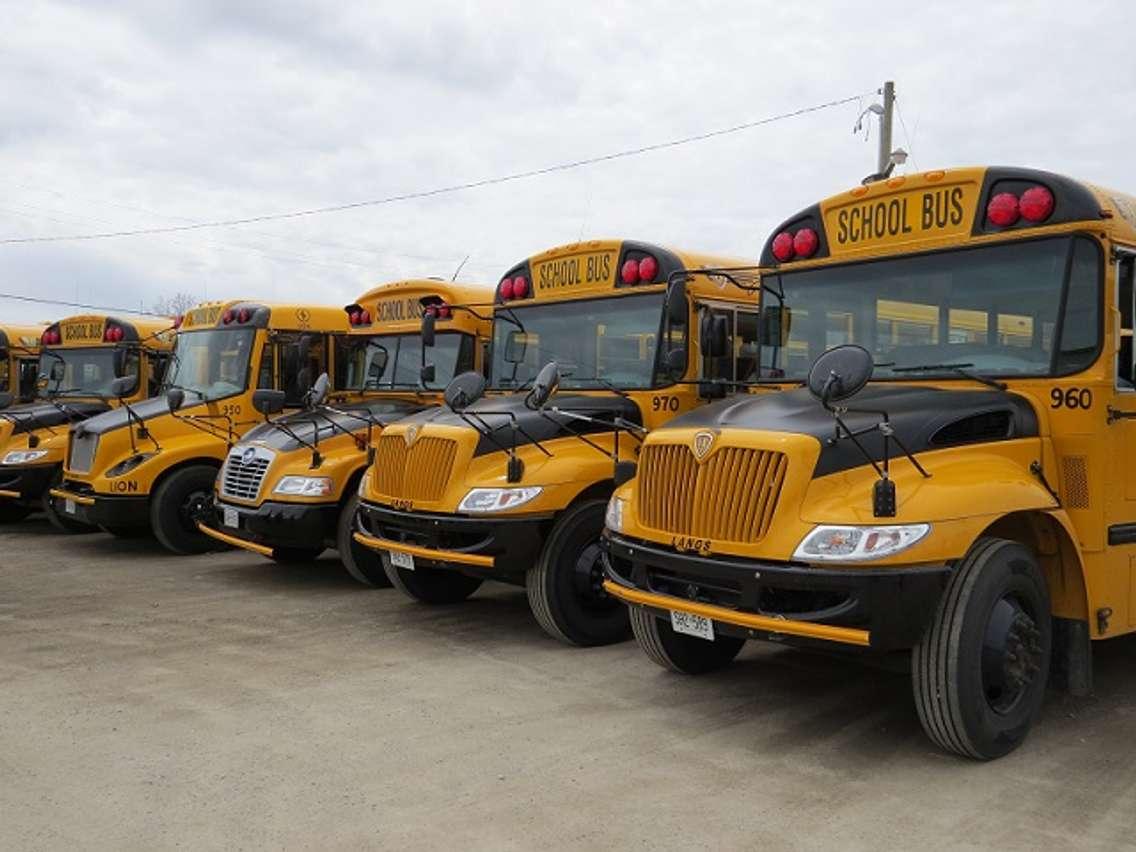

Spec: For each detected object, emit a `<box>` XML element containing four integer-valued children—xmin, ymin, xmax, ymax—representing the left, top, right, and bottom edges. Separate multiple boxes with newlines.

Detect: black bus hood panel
<box><xmin>660</xmin><ymin>385</ymin><xmax>1039</xmax><ymax>477</ymax></box>
<box><xmin>240</xmin><ymin>399</ymin><xmax>425</xmax><ymax>452</ymax></box>
<box><xmin>400</xmin><ymin>393</ymin><xmax>643</xmax><ymax>457</ymax></box>
<box><xmin>0</xmin><ymin>400</ymin><xmax>110</xmax><ymax>434</ymax></box>
<box><xmin>72</xmin><ymin>396</ymin><xmax>172</xmax><ymax>437</ymax></box>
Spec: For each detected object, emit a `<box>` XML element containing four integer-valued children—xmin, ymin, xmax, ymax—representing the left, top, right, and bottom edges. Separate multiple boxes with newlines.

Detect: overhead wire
<box><xmin>0</xmin><ymin>93</ymin><xmax>870</xmax><ymax>246</ymax></box>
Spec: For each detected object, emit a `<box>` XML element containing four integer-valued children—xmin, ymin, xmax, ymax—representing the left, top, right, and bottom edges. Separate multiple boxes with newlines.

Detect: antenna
<box><xmin>451</xmin><ymin>255</ymin><xmax>470</xmax><ymax>282</ymax></box>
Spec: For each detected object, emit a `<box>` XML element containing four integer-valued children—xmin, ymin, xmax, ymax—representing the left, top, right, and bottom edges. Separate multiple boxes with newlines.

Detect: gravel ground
<box><xmin>2</xmin><ymin>516</ymin><xmax>1135</xmax><ymax>850</ymax></box>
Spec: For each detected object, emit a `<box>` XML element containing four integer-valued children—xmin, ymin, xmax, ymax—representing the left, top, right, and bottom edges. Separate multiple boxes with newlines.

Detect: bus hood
<box><xmin>660</xmin><ymin>385</ymin><xmax>1039</xmax><ymax>477</ymax></box>
<box><xmin>0</xmin><ymin>399</ymin><xmax>110</xmax><ymax>436</ymax></box>
<box><xmin>240</xmin><ymin>399</ymin><xmax>424</xmax><ymax>452</ymax></box>
<box><xmin>396</xmin><ymin>393</ymin><xmax>643</xmax><ymax>457</ymax></box>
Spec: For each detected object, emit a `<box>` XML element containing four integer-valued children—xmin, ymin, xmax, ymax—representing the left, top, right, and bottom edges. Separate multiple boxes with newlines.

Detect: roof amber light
<box><xmin>793</xmin><ymin>228</ymin><xmax>819</xmax><ymax>259</ymax></box>
<box><xmin>637</xmin><ymin>255</ymin><xmax>659</xmax><ymax>282</ymax></box>
<box><xmin>1019</xmin><ymin>186</ymin><xmax>1055</xmax><ymax>223</ymax></box>
<box><xmin>620</xmin><ymin>259</ymin><xmax>640</xmax><ymax>284</ymax></box>
<box><xmin>771</xmin><ymin>231</ymin><xmax>795</xmax><ymax>262</ymax></box>
<box><xmin>987</xmin><ymin>192</ymin><xmax>1021</xmax><ymax>227</ymax></box>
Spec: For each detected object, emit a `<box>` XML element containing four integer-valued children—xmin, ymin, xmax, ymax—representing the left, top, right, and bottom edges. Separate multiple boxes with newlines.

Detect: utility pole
<box><xmin>876</xmin><ymin>81</ymin><xmax>895</xmax><ymax>177</ymax></box>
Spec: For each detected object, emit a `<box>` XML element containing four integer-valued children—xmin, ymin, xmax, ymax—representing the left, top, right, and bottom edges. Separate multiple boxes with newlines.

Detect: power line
<box><xmin>0</xmin><ymin>291</ymin><xmax>170</xmax><ymax>317</ymax></box>
<box><xmin>0</xmin><ymin>93</ymin><xmax>868</xmax><ymax>246</ymax></box>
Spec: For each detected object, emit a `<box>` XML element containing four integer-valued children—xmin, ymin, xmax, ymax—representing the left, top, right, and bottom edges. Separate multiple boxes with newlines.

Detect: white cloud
<box><xmin>2</xmin><ymin>0</ymin><xmax>1135</xmax><ymax>322</ymax></box>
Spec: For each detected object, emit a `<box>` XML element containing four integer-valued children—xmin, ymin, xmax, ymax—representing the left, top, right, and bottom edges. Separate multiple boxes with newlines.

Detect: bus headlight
<box><xmin>274</xmin><ymin>476</ymin><xmax>333</xmax><ymax>497</ymax></box>
<box><xmin>458</xmin><ymin>487</ymin><xmax>542</xmax><ymax>513</ymax></box>
<box><xmin>358</xmin><ymin>472</ymin><xmax>371</xmax><ymax>497</ymax></box>
<box><xmin>605</xmin><ymin>496</ymin><xmax>625</xmax><ymax>533</ymax></box>
<box><xmin>106</xmin><ymin>452</ymin><xmax>157</xmax><ymax>478</ymax></box>
<box><xmin>2</xmin><ymin>449</ymin><xmax>49</xmax><ymax>465</ymax></box>
<box><xmin>793</xmin><ymin>524</ymin><xmax>930</xmax><ymax>562</ymax></box>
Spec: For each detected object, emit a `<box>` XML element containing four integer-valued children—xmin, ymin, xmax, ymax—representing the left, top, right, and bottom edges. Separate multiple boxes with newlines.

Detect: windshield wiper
<box><xmin>889</xmin><ymin>362</ymin><xmax>1007</xmax><ymax>391</ymax></box>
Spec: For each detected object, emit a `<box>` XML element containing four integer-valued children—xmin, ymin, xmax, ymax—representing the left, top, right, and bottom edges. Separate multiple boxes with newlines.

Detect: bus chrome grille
<box><xmin>68</xmin><ymin>431</ymin><xmax>99</xmax><ymax>475</ymax></box>
<box><xmin>637</xmin><ymin>443</ymin><xmax>788</xmax><ymax>543</ymax></box>
<box><xmin>220</xmin><ymin>446</ymin><xmax>275</xmax><ymax>502</ymax></box>
<box><xmin>373</xmin><ymin>434</ymin><xmax>457</xmax><ymax>502</ymax></box>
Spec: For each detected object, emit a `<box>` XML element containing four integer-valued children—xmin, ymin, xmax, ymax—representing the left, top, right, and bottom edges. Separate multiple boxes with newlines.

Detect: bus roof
<box><xmin>179</xmin><ymin>301</ymin><xmax>351</xmax><ymax>333</ymax></box>
<box><xmin>42</xmin><ymin>314</ymin><xmax>175</xmax><ymax>349</ymax></box>
<box><xmin>0</xmin><ymin>324</ymin><xmax>46</xmax><ymax>351</ymax></box>
<box><xmin>760</xmin><ymin>166</ymin><xmax>1136</xmax><ymax>267</ymax></box>
<box><xmin>495</xmin><ymin>239</ymin><xmax>758</xmax><ymax>306</ymax></box>
<box><xmin>345</xmin><ymin>279</ymin><xmax>495</xmax><ymax>333</ymax></box>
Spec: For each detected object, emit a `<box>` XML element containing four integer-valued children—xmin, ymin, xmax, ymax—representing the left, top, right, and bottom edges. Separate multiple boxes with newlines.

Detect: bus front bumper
<box><xmin>0</xmin><ymin>463</ymin><xmax>59</xmax><ymax>505</ymax></box>
<box><xmin>201</xmin><ymin>498</ymin><xmax>338</xmax><ymax>557</ymax></box>
<box><xmin>50</xmin><ymin>485</ymin><xmax>149</xmax><ymax>528</ymax></box>
<box><xmin>354</xmin><ymin>499</ymin><xmax>550</xmax><ymax>580</ymax></box>
<box><xmin>602</xmin><ymin>532</ymin><xmax>951</xmax><ymax>650</ymax></box>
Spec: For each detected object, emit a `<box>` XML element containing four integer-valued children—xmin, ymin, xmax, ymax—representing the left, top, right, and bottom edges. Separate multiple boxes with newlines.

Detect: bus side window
<box><xmin>149</xmin><ymin>353</ymin><xmax>171</xmax><ymax>396</ymax></box>
<box><xmin>1118</xmin><ymin>253</ymin><xmax>1134</xmax><ymax>388</ymax></box>
<box><xmin>257</xmin><ymin>344</ymin><xmax>274</xmax><ymax>390</ymax></box>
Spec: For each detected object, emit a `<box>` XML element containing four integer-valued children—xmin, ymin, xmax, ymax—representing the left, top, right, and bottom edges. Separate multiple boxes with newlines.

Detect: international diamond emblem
<box><xmin>692</xmin><ymin>431</ymin><xmax>715</xmax><ymax>461</ymax></box>
<box><xmin>404</xmin><ymin>425</ymin><xmax>419</xmax><ymax>446</ymax></box>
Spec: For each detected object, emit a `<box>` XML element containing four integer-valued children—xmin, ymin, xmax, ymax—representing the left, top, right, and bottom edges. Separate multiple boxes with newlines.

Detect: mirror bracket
<box><xmin>506</xmin><ymin>455</ymin><xmax>524</xmax><ymax>483</ymax></box>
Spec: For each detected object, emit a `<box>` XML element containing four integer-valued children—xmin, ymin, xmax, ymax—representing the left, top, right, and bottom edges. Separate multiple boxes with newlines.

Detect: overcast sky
<box><xmin>2</xmin><ymin>0</ymin><xmax>1135</xmax><ymax>323</ymax></box>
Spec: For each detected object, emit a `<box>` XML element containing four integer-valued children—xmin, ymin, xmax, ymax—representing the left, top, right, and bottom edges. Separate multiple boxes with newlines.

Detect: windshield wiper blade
<box><xmin>890</xmin><ymin>362</ymin><xmax>1007</xmax><ymax>391</ymax></box>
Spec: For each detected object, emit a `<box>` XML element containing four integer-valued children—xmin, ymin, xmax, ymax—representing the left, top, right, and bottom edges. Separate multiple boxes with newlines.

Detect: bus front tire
<box><xmin>338</xmin><ymin>494</ymin><xmax>390</xmax><ymax>587</ymax></box>
<box><xmin>526</xmin><ymin>499</ymin><xmax>630</xmax><ymax>647</ymax></box>
<box><xmin>0</xmin><ymin>502</ymin><xmax>32</xmax><ymax>523</ymax></box>
<box><xmin>383</xmin><ymin>557</ymin><xmax>482</xmax><ymax>604</ymax></box>
<box><xmin>913</xmin><ymin>537</ymin><xmax>1052</xmax><ymax>761</ymax></box>
<box><xmin>629</xmin><ymin>605</ymin><xmax>745</xmax><ymax>674</ymax></box>
<box><xmin>151</xmin><ymin>465</ymin><xmax>222</xmax><ymax>555</ymax></box>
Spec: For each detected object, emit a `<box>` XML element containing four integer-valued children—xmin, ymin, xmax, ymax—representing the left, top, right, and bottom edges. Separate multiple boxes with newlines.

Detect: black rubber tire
<box><xmin>338</xmin><ymin>493</ymin><xmax>390</xmax><ymax>587</ymax></box>
<box><xmin>151</xmin><ymin>464</ymin><xmax>223</xmax><ymax>555</ymax></box>
<box><xmin>42</xmin><ymin>473</ymin><xmax>96</xmax><ymax>534</ymax></box>
<box><xmin>100</xmin><ymin>524</ymin><xmax>152</xmax><ymax>539</ymax></box>
<box><xmin>271</xmin><ymin>546</ymin><xmax>325</xmax><ymax>563</ymax></box>
<box><xmin>526</xmin><ymin>499</ymin><xmax>630</xmax><ymax>647</ymax></box>
<box><xmin>913</xmin><ymin>537</ymin><xmax>1052</xmax><ymax>760</ymax></box>
<box><xmin>629</xmin><ymin>605</ymin><xmax>745</xmax><ymax>674</ymax></box>
<box><xmin>383</xmin><ymin>555</ymin><xmax>483</xmax><ymax>604</ymax></box>
<box><xmin>0</xmin><ymin>502</ymin><xmax>32</xmax><ymax>523</ymax></box>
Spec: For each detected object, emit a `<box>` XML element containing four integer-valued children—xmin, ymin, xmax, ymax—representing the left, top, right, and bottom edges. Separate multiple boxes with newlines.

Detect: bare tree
<box><xmin>150</xmin><ymin>292</ymin><xmax>201</xmax><ymax>317</ymax></box>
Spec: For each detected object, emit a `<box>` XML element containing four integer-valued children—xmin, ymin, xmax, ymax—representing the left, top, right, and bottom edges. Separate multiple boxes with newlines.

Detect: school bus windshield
<box><xmin>37</xmin><ymin>347</ymin><xmax>137</xmax><ymax>398</ymax></box>
<box><xmin>164</xmin><ymin>329</ymin><xmax>256</xmax><ymax>401</ymax></box>
<box><xmin>491</xmin><ymin>292</ymin><xmax>664</xmax><ymax>390</ymax></box>
<box><xmin>337</xmin><ymin>332</ymin><xmax>475</xmax><ymax>391</ymax></box>
<box><xmin>761</xmin><ymin>235</ymin><xmax>1101</xmax><ymax>381</ymax></box>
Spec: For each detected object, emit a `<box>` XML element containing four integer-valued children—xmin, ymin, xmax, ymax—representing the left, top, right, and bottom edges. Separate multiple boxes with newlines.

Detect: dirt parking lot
<box><xmin>2</xmin><ymin>518</ymin><xmax>1135</xmax><ymax>850</ymax></box>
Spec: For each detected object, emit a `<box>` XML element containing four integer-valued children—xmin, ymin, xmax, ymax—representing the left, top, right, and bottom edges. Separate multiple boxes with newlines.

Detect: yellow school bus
<box><xmin>0</xmin><ymin>323</ymin><xmax>46</xmax><ymax>407</ymax></box>
<box><xmin>603</xmin><ymin>166</ymin><xmax>1136</xmax><ymax>759</ymax></box>
<box><xmin>353</xmin><ymin>240</ymin><xmax>767</xmax><ymax>645</ymax></box>
<box><xmin>0</xmin><ymin>315</ymin><xmax>174</xmax><ymax>527</ymax></box>
<box><xmin>196</xmin><ymin>280</ymin><xmax>493</xmax><ymax>579</ymax></box>
<box><xmin>50</xmin><ymin>301</ymin><xmax>350</xmax><ymax>553</ymax></box>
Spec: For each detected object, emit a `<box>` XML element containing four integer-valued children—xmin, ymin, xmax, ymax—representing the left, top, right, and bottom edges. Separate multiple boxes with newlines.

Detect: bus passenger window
<box><xmin>1118</xmin><ymin>254</ymin><xmax>1134</xmax><ymax>388</ymax></box>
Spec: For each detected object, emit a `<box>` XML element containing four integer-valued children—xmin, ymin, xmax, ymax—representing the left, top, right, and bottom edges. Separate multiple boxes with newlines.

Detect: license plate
<box><xmin>64</xmin><ymin>499</ymin><xmax>76</xmax><ymax>515</ymax></box>
<box><xmin>223</xmin><ymin>507</ymin><xmax>239</xmax><ymax>529</ymax></box>
<box><xmin>670</xmin><ymin>610</ymin><xmax>714</xmax><ymax>641</ymax></box>
<box><xmin>389</xmin><ymin>550</ymin><xmax>415</xmax><ymax>571</ymax></box>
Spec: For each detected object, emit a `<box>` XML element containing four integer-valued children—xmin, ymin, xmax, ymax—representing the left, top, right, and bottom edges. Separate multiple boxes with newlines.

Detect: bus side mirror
<box><xmin>665</xmin><ymin>278</ymin><xmax>688</xmax><ymax>327</ymax></box>
<box><xmin>761</xmin><ymin>306</ymin><xmax>790</xmax><ymax>348</ymax></box>
<box><xmin>109</xmin><ymin>375</ymin><xmax>137</xmax><ymax>399</ymax></box>
<box><xmin>252</xmin><ymin>389</ymin><xmax>287</xmax><ymax>416</ymax></box>
<box><xmin>421</xmin><ymin>313</ymin><xmax>436</xmax><ymax>348</ymax></box>
<box><xmin>444</xmin><ymin>371</ymin><xmax>486</xmax><ymax>412</ymax></box>
<box><xmin>420</xmin><ymin>364</ymin><xmax>436</xmax><ymax>384</ymax></box>
<box><xmin>166</xmin><ymin>388</ymin><xmax>185</xmax><ymax>412</ymax></box>
<box><xmin>0</xmin><ymin>392</ymin><xmax>12</xmax><ymax>408</ymax></box>
<box><xmin>304</xmin><ymin>372</ymin><xmax>330</xmax><ymax>408</ymax></box>
<box><xmin>503</xmin><ymin>330</ymin><xmax>527</xmax><ymax>364</ymax></box>
<box><xmin>806</xmin><ymin>345</ymin><xmax>873</xmax><ymax>408</ymax></box>
<box><xmin>664</xmin><ymin>347</ymin><xmax>687</xmax><ymax>378</ymax></box>
<box><xmin>50</xmin><ymin>361</ymin><xmax>66</xmax><ymax>382</ymax></box>
<box><xmin>525</xmin><ymin>361</ymin><xmax>560</xmax><ymax>410</ymax></box>
<box><xmin>699</xmin><ymin>314</ymin><xmax>729</xmax><ymax>358</ymax></box>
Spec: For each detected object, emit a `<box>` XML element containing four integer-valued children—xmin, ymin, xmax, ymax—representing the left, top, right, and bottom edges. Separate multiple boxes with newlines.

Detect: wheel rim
<box><xmin>179</xmin><ymin>488</ymin><xmax>212</xmax><ymax>532</ymax></box>
<box><xmin>569</xmin><ymin>540</ymin><xmax>620</xmax><ymax>614</ymax></box>
<box><xmin>981</xmin><ymin>594</ymin><xmax>1044</xmax><ymax>715</ymax></box>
